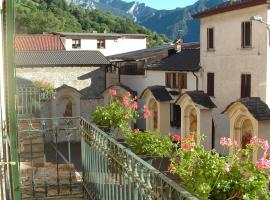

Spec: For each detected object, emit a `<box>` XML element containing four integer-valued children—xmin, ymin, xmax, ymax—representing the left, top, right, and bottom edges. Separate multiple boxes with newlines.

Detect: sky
<box><xmin>124</xmin><ymin>0</ymin><xmax>198</xmax><ymax>10</ymax></box>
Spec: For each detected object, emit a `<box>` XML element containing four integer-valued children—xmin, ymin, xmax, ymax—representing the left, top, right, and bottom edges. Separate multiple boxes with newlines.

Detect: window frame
<box><xmin>241</xmin><ymin>21</ymin><xmax>252</xmax><ymax>48</ymax></box>
<box><xmin>207</xmin><ymin>27</ymin><xmax>214</xmax><ymax>50</ymax></box>
<box><xmin>72</xmin><ymin>39</ymin><xmax>81</xmax><ymax>49</ymax></box>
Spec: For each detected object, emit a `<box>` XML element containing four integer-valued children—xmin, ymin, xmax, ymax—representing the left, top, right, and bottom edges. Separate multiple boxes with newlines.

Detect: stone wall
<box><xmin>16</xmin><ymin>66</ymin><xmax>105</xmax><ymax>99</ymax></box>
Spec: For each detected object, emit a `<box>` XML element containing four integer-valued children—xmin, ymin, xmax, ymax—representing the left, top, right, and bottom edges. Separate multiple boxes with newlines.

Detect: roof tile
<box><xmin>15</xmin><ymin>35</ymin><xmax>65</xmax><ymax>51</ymax></box>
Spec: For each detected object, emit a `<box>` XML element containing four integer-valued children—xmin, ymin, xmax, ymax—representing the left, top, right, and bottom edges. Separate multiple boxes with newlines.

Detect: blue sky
<box><xmin>124</xmin><ymin>0</ymin><xmax>198</xmax><ymax>10</ymax></box>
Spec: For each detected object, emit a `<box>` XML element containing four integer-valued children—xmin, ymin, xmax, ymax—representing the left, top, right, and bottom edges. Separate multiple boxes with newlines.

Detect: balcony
<box><xmin>15</xmin><ymin>87</ymin><xmax>198</xmax><ymax>199</ymax></box>
<box><xmin>17</xmin><ymin>115</ymin><xmax>198</xmax><ymax>200</ymax></box>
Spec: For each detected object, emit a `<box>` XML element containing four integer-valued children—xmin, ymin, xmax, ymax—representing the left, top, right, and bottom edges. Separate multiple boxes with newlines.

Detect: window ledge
<box><xmin>241</xmin><ymin>47</ymin><xmax>253</xmax><ymax>50</ymax></box>
<box><xmin>207</xmin><ymin>49</ymin><xmax>215</xmax><ymax>52</ymax></box>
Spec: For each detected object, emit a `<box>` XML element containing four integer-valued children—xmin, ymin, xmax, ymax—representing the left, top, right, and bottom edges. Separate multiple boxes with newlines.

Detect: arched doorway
<box><xmin>149</xmin><ymin>98</ymin><xmax>158</xmax><ymax>130</ymax></box>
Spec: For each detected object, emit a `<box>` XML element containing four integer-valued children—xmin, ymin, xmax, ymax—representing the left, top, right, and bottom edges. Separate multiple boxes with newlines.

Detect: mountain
<box><xmin>67</xmin><ymin>0</ymin><xmax>227</xmax><ymax>42</ymax></box>
<box><xmin>15</xmin><ymin>0</ymin><xmax>170</xmax><ymax>48</ymax></box>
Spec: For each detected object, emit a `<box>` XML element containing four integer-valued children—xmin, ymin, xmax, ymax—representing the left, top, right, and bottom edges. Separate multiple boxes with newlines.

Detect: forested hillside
<box><xmin>16</xmin><ymin>0</ymin><xmax>170</xmax><ymax>47</ymax></box>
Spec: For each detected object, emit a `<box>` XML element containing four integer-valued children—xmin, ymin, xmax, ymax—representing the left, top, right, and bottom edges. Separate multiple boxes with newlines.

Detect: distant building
<box><xmin>15</xmin><ymin>34</ymin><xmax>65</xmax><ymax>51</ymax></box>
<box><xmin>53</xmin><ymin>32</ymin><xmax>147</xmax><ymax>56</ymax></box>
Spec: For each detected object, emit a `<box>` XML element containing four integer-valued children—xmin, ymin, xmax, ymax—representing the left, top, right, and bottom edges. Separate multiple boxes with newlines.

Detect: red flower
<box><xmin>167</xmin><ymin>164</ymin><xmax>174</xmax><ymax>173</ymax></box>
<box><xmin>182</xmin><ymin>142</ymin><xmax>191</xmax><ymax>151</ymax></box>
<box><xmin>172</xmin><ymin>134</ymin><xmax>180</xmax><ymax>142</ymax></box>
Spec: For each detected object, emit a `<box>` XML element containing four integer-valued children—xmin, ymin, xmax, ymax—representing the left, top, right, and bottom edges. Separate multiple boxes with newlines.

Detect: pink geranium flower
<box><xmin>143</xmin><ymin>105</ymin><xmax>151</xmax><ymax>119</ymax></box>
<box><xmin>220</xmin><ymin>137</ymin><xmax>237</xmax><ymax>147</ymax></box>
<box><xmin>123</xmin><ymin>96</ymin><xmax>129</xmax><ymax>106</ymax></box>
<box><xmin>109</xmin><ymin>89</ymin><xmax>117</xmax><ymax>96</ymax></box>
<box><xmin>256</xmin><ymin>158</ymin><xmax>270</xmax><ymax>170</ymax></box>
<box><xmin>131</xmin><ymin>101</ymin><xmax>138</xmax><ymax>110</ymax></box>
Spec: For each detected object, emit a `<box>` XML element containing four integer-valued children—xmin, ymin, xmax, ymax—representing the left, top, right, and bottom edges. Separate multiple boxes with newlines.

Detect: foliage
<box><xmin>32</xmin><ymin>80</ymin><xmax>54</xmax><ymax>96</ymax></box>
<box><xmin>124</xmin><ymin>129</ymin><xmax>174</xmax><ymax>157</ymax></box>
<box><xmin>92</xmin><ymin>89</ymin><xmax>139</xmax><ymax>129</ymax></box>
<box><xmin>16</xmin><ymin>0</ymin><xmax>170</xmax><ymax>47</ymax></box>
<box><xmin>169</xmin><ymin>134</ymin><xmax>270</xmax><ymax>200</ymax></box>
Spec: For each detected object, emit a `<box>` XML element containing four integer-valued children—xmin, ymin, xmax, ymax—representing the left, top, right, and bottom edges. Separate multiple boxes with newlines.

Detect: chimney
<box><xmin>175</xmin><ymin>37</ymin><xmax>184</xmax><ymax>52</ymax></box>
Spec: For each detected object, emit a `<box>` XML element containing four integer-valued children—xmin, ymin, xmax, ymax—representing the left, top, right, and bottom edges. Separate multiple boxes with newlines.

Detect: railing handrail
<box><xmin>80</xmin><ymin>117</ymin><xmax>199</xmax><ymax>200</ymax></box>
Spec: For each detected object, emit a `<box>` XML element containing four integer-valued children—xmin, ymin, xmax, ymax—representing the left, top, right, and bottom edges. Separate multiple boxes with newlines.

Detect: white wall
<box><xmin>200</xmin><ymin>5</ymin><xmax>268</xmax><ymax>151</ymax></box>
<box><xmin>119</xmin><ymin>70</ymin><xmax>199</xmax><ymax>97</ymax></box>
<box><xmin>65</xmin><ymin>37</ymin><xmax>147</xmax><ymax>56</ymax></box>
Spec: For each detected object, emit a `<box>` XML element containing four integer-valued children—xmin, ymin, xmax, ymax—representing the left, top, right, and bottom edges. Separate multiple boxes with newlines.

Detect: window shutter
<box><xmin>241</xmin><ymin>22</ymin><xmax>244</xmax><ymax>48</ymax></box>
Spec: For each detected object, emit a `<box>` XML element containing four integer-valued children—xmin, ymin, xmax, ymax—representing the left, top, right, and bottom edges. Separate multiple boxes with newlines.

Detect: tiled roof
<box><xmin>16</xmin><ymin>51</ymin><xmax>111</xmax><ymax>67</ymax></box>
<box><xmin>146</xmin><ymin>49</ymin><xmax>200</xmax><ymax>72</ymax></box>
<box><xmin>177</xmin><ymin>91</ymin><xmax>216</xmax><ymax>109</ymax></box>
<box><xmin>108</xmin><ymin>45</ymin><xmax>174</xmax><ymax>61</ymax></box>
<box><xmin>108</xmin><ymin>43</ymin><xmax>200</xmax><ymax>61</ymax></box>
<box><xmin>223</xmin><ymin>97</ymin><xmax>270</xmax><ymax>121</ymax></box>
<box><xmin>141</xmin><ymin>86</ymin><xmax>172</xmax><ymax>102</ymax></box>
<box><xmin>193</xmin><ymin>0</ymin><xmax>268</xmax><ymax>19</ymax></box>
<box><xmin>15</xmin><ymin>35</ymin><xmax>65</xmax><ymax>51</ymax></box>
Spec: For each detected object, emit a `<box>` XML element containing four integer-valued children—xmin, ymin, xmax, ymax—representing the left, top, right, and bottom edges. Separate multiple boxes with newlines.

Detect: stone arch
<box><xmin>148</xmin><ymin>98</ymin><xmax>158</xmax><ymax>131</ymax></box>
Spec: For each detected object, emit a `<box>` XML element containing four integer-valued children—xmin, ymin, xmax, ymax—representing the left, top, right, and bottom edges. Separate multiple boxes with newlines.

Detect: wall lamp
<box><xmin>250</xmin><ymin>15</ymin><xmax>270</xmax><ymax>30</ymax></box>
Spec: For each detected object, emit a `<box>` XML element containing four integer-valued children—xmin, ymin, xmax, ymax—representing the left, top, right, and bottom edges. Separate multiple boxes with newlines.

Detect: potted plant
<box><xmin>32</xmin><ymin>80</ymin><xmax>55</xmax><ymax>101</ymax></box>
<box><xmin>92</xmin><ymin>89</ymin><xmax>139</xmax><ymax>135</ymax></box>
<box><xmin>168</xmin><ymin>134</ymin><xmax>270</xmax><ymax>200</ymax></box>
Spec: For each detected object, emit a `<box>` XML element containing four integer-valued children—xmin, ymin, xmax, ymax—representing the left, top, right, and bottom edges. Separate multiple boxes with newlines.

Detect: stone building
<box><xmin>192</xmin><ymin>0</ymin><xmax>270</xmax><ymax>153</ymax></box>
<box><xmin>16</xmin><ymin>50</ymin><xmax>111</xmax><ymax>121</ymax></box>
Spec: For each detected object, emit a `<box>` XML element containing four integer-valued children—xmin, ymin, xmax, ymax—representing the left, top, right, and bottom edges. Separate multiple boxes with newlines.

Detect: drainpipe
<box><xmin>192</xmin><ymin>71</ymin><xmax>199</xmax><ymax>91</ymax></box>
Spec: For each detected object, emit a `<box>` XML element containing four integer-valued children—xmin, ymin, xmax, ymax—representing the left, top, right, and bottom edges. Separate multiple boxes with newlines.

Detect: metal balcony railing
<box><xmin>80</xmin><ymin>118</ymin><xmax>198</xmax><ymax>200</ymax></box>
<box><xmin>17</xmin><ymin>116</ymin><xmax>199</xmax><ymax>200</ymax></box>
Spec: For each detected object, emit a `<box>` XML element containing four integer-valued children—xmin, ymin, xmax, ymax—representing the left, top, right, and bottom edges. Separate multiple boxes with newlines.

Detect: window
<box><xmin>207</xmin><ymin>73</ymin><xmax>215</xmax><ymax>96</ymax></box>
<box><xmin>241</xmin><ymin>21</ymin><xmax>252</xmax><ymax>48</ymax></box>
<box><xmin>207</xmin><ymin>28</ymin><xmax>214</xmax><ymax>50</ymax></box>
<box><xmin>72</xmin><ymin>39</ymin><xmax>81</xmax><ymax>49</ymax></box>
<box><xmin>120</xmin><ymin>62</ymin><xmax>145</xmax><ymax>75</ymax></box>
<box><xmin>97</xmin><ymin>39</ymin><xmax>106</xmax><ymax>49</ymax></box>
<box><xmin>165</xmin><ymin>72</ymin><xmax>187</xmax><ymax>89</ymax></box>
<box><xmin>241</xmin><ymin>74</ymin><xmax>251</xmax><ymax>98</ymax></box>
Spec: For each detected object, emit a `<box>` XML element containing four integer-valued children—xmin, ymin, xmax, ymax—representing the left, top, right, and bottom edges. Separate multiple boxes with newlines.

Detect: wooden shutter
<box><xmin>207</xmin><ymin>73</ymin><xmax>215</xmax><ymax>96</ymax></box>
<box><xmin>241</xmin><ymin>74</ymin><xmax>251</xmax><ymax>98</ymax></box>
<box><xmin>166</xmin><ymin>73</ymin><xmax>171</xmax><ymax>88</ymax></box>
<box><xmin>178</xmin><ymin>73</ymin><xmax>187</xmax><ymax>89</ymax></box>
